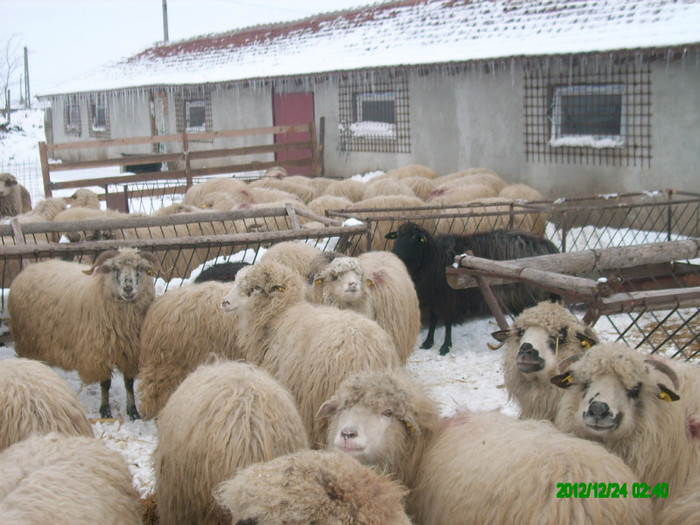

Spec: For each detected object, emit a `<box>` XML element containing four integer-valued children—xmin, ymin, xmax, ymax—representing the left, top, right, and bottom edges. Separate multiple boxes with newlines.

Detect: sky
<box><xmin>2</xmin><ymin>0</ymin><xmax>375</xmax><ymax>99</ymax></box>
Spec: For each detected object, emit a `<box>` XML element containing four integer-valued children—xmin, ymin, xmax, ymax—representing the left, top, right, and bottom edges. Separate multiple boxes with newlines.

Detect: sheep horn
<box><xmin>138</xmin><ymin>251</ymin><xmax>165</xmax><ymax>275</ymax></box>
<box><xmin>82</xmin><ymin>249</ymin><xmax>120</xmax><ymax>275</ymax></box>
<box><xmin>645</xmin><ymin>358</ymin><xmax>680</xmax><ymax>389</ymax></box>
<box><xmin>557</xmin><ymin>352</ymin><xmax>585</xmax><ymax>373</ymax></box>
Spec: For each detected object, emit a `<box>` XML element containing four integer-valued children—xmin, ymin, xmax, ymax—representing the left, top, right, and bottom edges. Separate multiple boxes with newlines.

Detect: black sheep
<box><xmin>194</xmin><ymin>261</ymin><xmax>250</xmax><ymax>283</ymax></box>
<box><xmin>386</xmin><ymin>222</ymin><xmax>558</xmax><ymax>355</ymax></box>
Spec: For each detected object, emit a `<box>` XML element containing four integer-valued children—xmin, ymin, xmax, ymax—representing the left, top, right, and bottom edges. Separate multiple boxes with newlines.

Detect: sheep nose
<box><xmin>518</xmin><ymin>342</ymin><xmax>538</xmax><ymax>358</ymax></box>
<box><xmin>587</xmin><ymin>401</ymin><xmax>611</xmax><ymax>419</ymax></box>
<box><xmin>340</xmin><ymin>428</ymin><xmax>357</xmax><ymax>441</ymax></box>
<box><xmin>123</xmin><ymin>284</ymin><xmax>134</xmax><ymax>294</ymax></box>
<box><xmin>221</xmin><ymin>299</ymin><xmax>230</xmax><ymax>309</ymax></box>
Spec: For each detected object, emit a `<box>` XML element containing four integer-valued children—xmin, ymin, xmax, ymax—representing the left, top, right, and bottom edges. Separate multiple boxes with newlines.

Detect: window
<box><xmin>339</xmin><ymin>72</ymin><xmax>410</xmax><ymax>153</ymax></box>
<box><xmin>185</xmin><ymin>100</ymin><xmax>206</xmax><ymax>133</ymax></box>
<box><xmin>63</xmin><ymin>96</ymin><xmax>81</xmax><ymax>134</ymax></box>
<box><xmin>524</xmin><ymin>55</ymin><xmax>651</xmax><ymax>167</ymax></box>
<box><xmin>175</xmin><ymin>88</ymin><xmax>212</xmax><ymax>136</ymax></box>
<box><xmin>89</xmin><ymin>94</ymin><xmax>110</xmax><ymax>138</ymax></box>
<box><xmin>549</xmin><ymin>84</ymin><xmax>625</xmax><ymax>148</ymax></box>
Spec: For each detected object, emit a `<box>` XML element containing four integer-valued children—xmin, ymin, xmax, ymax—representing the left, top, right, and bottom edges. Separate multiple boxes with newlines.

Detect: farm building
<box><xmin>37</xmin><ymin>0</ymin><xmax>700</xmax><ymax>198</ymax></box>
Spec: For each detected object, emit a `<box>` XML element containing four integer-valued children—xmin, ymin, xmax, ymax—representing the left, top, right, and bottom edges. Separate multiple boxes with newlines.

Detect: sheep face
<box><xmin>220</xmin><ymin>262</ymin><xmax>296</xmax><ymax>314</ymax></box>
<box><xmin>314</xmin><ymin>257</ymin><xmax>369</xmax><ymax>309</ymax></box>
<box><xmin>552</xmin><ymin>344</ymin><xmax>680</xmax><ymax>443</ymax></box>
<box><xmin>85</xmin><ymin>249</ymin><xmax>159</xmax><ymax>302</ymax></box>
<box><xmin>0</xmin><ymin>173</ymin><xmax>18</xmax><ymax>197</ymax></box>
<box><xmin>386</xmin><ymin>223</ymin><xmax>432</xmax><ymax>275</ymax></box>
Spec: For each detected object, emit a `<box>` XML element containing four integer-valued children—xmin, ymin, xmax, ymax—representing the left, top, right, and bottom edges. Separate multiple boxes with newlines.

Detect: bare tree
<box><xmin>1</xmin><ymin>35</ymin><xmax>23</xmax><ymax>113</ymax></box>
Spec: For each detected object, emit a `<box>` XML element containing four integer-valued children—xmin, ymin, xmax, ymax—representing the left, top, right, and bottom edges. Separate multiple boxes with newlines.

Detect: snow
<box><xmin>0</xmin><ymin>109</ymin><xmax>695</xmax><ymax>501</ymax></box>
<box><xmin>45</xmin><ymin>0</ymin><xmax>700</xmax><ymax>96</ymax></box>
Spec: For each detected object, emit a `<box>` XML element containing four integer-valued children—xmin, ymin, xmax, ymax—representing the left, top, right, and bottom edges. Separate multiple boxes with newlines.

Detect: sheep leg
<box><xmin>439</xmin><ymin>323</ymin><xmax>453</xmax><ymax>356</ymax></box>
<box><xmin>420</xmin><ymin>311</ymin><xmax>438</xmax><ymax>349</ymax></box>
<box><xmin>124</xmin><ymin>377</ymin><xmax>141</xmax><ymax>421</ymax></box>
<box><xmin>99</xmin><ymin>379</ymin><xmax>112</xmax><ymax>418</ymax></box>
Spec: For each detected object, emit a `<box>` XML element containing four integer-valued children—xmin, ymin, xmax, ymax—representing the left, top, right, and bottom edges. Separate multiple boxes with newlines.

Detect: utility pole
<box><xmin>23</xmin><ymin>46</ymin><xmax>30</xmax><ymax>108</ymax></box>
<box><xmin>162</xmin><ymin>0</ymin><xmax>169</xmax><ymax>43</ymax></box>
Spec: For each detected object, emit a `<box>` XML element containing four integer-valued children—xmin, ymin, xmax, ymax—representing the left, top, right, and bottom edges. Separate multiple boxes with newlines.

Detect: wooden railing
<box><xmin>38</xmin><ymin>121</ymin><xmax>321</xmax><ymax>208</ymax></box>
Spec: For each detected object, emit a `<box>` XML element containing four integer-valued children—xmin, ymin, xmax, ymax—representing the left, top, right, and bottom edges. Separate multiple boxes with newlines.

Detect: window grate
<box><xmin>338</xmin><ymin>71</ymin><xmax>411</xmax><ymax>153</ymax></box>
<box><xmin>175</xmin><ymin>87</ymin><xmax>213</xmax><ymax>137</ymax></box>
<box><xmin>524</xmin><ymin>55</ymin><xmax>651</xmax><ymax>167</ymax></box>
<box><xmin>89</xmin><ymin>93</ymin><xmax>110</xmax><ymax>139</ymax></box>
<box><xmin>63</xmin><ymin>95</ymin><xmax>81</xmax><ymax>135</ymax></box>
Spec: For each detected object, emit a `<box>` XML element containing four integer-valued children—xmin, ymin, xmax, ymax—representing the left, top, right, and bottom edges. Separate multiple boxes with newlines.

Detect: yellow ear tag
<box><xmin>366</xmin><ymin>279</ymin><xmax>374</xmax><ymax>287</ymax></box>
<box><xmin>658</xmin><ymin>391</ymin><xmax>672</xmax><ymax>403</ymax></box>
<box><xmin>147</xmin><ymin>269</ymin><xmax>154</xmax><ymax>276</ymax></box>
<box><xmin>561</xmin><ymin>372</ymin><xmax>573</xmax><ymax>384</ymax></box>
<box><xmin>404</xmin><ymin>421</ymin><xmax>416</xmax><ymax>433</ymax></box>
<box><xmin>314</xmin><ymin>278</ymin><xmax>323</xmax><ymax>286</ymax></box>
<box><xmin>581</xmin><ymin>340</ymin><xmax>591</xmax><ymax>349</ymax></box>
<box><xmin>276</xmin><ymin>285</ymin><xmax>286</xmax><ymax>292</ymax></box>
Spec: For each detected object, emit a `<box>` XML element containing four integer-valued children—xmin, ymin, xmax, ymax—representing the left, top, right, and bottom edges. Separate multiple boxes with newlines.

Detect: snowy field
<box><xmin>0</xmin><ymin>109</ymin><xmax>692</xmax><ymax>499</ymax></box>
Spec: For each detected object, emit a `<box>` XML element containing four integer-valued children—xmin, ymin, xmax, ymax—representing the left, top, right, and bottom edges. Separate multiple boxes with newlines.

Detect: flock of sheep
<box><xmin>0</xmin><ymin>165</ymin><xmax>698</xmax><ymax>524</ymax></box>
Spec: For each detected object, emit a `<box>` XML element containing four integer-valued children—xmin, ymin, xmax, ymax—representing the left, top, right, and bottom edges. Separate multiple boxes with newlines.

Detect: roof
<box><xmin>46</xmin><ymin>0</ymin><xmax>700</xmax><ymax>96</ymax></box>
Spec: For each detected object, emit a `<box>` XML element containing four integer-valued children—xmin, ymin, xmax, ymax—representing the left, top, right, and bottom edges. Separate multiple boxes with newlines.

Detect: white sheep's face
<box><xmin>323</xmin><ymin>267</ymin><xmax>365</xmax><ymax>307</ymax></box>
<box><xmin>568</xmin><ymin>373</ymin><xmax>641</xmax><ymax>442</ymax></box>
<box><xmin>327</xmin><ymin>404</ymin><xmax>400</xmax><ymax>466</ymax></box>
<box><xmin>99</xmin><ymin>259</ymin><xmax>154</xmax><ymax>302</ymax></box>
<box><xmin>513</xmin><ymin>326</ymin><xmax>564</xmax><ymax>379</ymax></box>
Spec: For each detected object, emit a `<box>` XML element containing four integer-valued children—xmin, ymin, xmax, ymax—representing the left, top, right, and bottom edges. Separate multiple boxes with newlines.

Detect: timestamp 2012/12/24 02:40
<box><xmin>555</xmin><ymin>482</ymin><xmax>669</xmax><ymax>499</ymax></box>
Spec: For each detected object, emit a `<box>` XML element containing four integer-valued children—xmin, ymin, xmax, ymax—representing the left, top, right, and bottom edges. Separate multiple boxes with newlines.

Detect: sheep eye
<box><xmin>627</xmin><ymin>383</ymin><xmax>642</xmax><ymax>399</ymax></box>
<box><xmin>516</xmin><ymin>328</ymin><xmax>525</xmax><ymax>338</ymax></box>
<box><xmin>331</xmin><ymin>275</ymin><xmax>338</xmax><ymax>281</ymax></box>
<box><xmin>381</xmin><ymin>409</ymin><xmax>393</xmax><ymax>418</ymax></box>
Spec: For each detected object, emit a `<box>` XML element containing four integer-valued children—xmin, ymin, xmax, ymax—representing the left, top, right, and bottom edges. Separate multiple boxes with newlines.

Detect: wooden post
<box><xmin>39</xmin><ymin>141</ymin><xmax>52</xmax><ymax>197</ymax></box>
<box><xmin>318</xmin><ymin>116</ymin><xmax>325</xmax><ymax>176</ymax></box>
<box><xmin>309</xmin><ymin>119</ymin><xmax>321</xmax><ymax>176</ymax></box>
<box><xmin>182</xmin><ymin>131</ymin><xmax>192</xmax><ymax>187</ymax></box>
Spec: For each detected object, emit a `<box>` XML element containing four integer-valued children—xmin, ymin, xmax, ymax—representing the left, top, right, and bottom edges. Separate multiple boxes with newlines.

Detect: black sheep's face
<box><xmin>386</xmin><ymin>224</ymin><xmax>430</xmax><ymax>273</ymax></box>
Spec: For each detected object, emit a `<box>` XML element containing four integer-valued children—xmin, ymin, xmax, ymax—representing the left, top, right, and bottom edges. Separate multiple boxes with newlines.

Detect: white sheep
<box><xmin>306</xmin><ymin>176</ymin><xmax>337</xmax><ymax>195</ymax></box>
<box><xmin>437</xmin><ymin>167</ymin><xmax>508</xmax><ymax>192</ymax></box>
<box><xmin>154</xmin><ymin>359</ymin><xmax>308</xmax><ymax>525</ymax></box>
<box><xmin>426</xmin><ymin>182</ymin><xmax>497</xmax><ymax>206</ymax></box>
<box><xmin>0</xmin><ymin>172</ymin><xmax>32</xmax><ymax>217</ymax></box>
<box><xmin>382</xmin><ymin>164</ymin><xmax>438</xmax><ymax>180</ymax></box>
<box><xmin>319</xmin><ymin>370</ymin><xmax>653</xmax><ymax>525</ymax></box>
<box><xmin>66</xmin><ymin>188</ymin><xmax>101</xmax><ymax>209</ymax></box>
<box><xmin>137</xmin><ymin>280</ymin><xmax>242</xmax><ymax>420</ymax></box>
<box><xmin>361</xmin><ymin>177</ymin><xmax>416</xmax><ymax>200</ymax></box>
<box><xmin>221</xmin><ymin>260</ymin><xmax>400</xmax><ymax>448</ymax></box>
<box><xmin>9</xmin><ymin>247</ymin><xmax>162</xmax><ymax>420</ymax></box>
<box><xmin>400</xmin><ymin>175</ymin><xmax>437</xmax><ymax>201</ymax></box>
<box><xmin>0</xmin><ymin>358</ymin><xmax>93</xmax><ymax>451</ymax></box>
<box><xmin>323</xmin><ymin>179</ymin><xmax>367</xmax><ymax>202</ymax></box>
<box><xmin>182</xmin><ymin>177</ymin><xmax>249</xmax><ymax>207</ymax></box>
<box><xmin>308</xmin><ymin>251</ymin><xmax>420</xmax><ymax>364</ymax></box>
<box><xmin>306</xmin><ymin>194</ymin><xmax>353</xmax><ymax>218</ymax></box>
<box><xmin>259</xmin><ymin>239</ymin><xmax>322</xmax><ymax>277</ymax></box>
<box><xmin>215</xmin><ymin>449</ymin><xmax>412</xmax><ymax>525</ymax></box>
<box><xmin>0</xmin><ymin>432</ymin><xmax>141</xmax><ymax>524</ymax></box>
<box><xmin>552</xmin><ymin>342</ymin><xmax>700</xmax><ymax>512</ymax></box>
<box><xmin>498</xmin><ymin>182</ymin><xmax>545</xmax><ymax>202</ymax></box>
<box><xmin>249</xmin><ymin>176</ymin><xmax>317</xmax><ymax>203</ymax></box>
<box><xmin>14</xmin><ymin>196</ymin><xmax>67</xmax><ymax>223</ymax></box>
<box><xmin>655</xmin><ymin>474</ymin><xmax>700</xmax><ymax>525</ymax></box>
<box><xmin>150</xmin><ymin>202</ymin><xmax>199</xmax><ymax>216</ymax></box>
<box><xmin>492</xmin><ymin>301</ymin><xmax>599</xmax><ymax>420</ymax></box>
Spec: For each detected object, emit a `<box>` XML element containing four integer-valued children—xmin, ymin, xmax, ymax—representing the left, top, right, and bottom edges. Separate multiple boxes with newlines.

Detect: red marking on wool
<box><xmin>371</xmin><ymin>269</ymin><xmax>388</xmax><ymax>287</ymax></box>
<box><xmin>687</xmin><ymin>415</ymin><xmax>700</xmax><ymax>441</ymax></box>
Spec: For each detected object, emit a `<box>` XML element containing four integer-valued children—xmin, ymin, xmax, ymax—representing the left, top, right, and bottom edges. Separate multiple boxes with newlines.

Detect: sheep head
<box><xmin>386</xmin><ymin>222</ymin><xmax>432</xmax><ymax>274</ymax></box>
<box><xmin>0</xmin><ymin>173</ymin><xmax>18</xmax><ymax>197</ymax></box>
<box><xmin>82</xmin><ymin>248</ymin><xmax>161</xmax><ymax>302</ymax></box>
<box><xmin>550</xmin><ymin>342</ymin><xmax>680</xmax><ymax>442</ymax></box>
<box><xmin>312</xmin><ymin>256</ymin><xmax>371</xmax><ymax>309</ymax></box>
<box><xmin>220</xmin><ymin>260</ymin><xmax>301</xmax><ymax>315</ymax></box>
<box><xmin>317</xmin><ymin>370</ymin><xmax>438</xmax><ymax>479</ymax></box>
<box><xmin>495</xmin><ymin>301</ymin><xmax>598</xmax><ymax>380</ymax></box>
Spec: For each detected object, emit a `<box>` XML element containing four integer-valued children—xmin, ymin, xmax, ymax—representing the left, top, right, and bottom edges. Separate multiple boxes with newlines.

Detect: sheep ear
<box><xmin>400</xmin><ymin>414</ymin><xmax>421</xmax><ymax>436</ymax></box>
<box><xmin>490</xmin><ymin>329</ymin><xmax>509</xmax><ymax>342</ymax></box>
<box><xmin>576</xmin><ymin>332</ymin><xmax>597</xmax><ymax>349</ymax></box>
<box><xmin>550</xmin><ymin>371</ymin><xmax>575</xmax><ymax>389</ymax></box>
<box><xmin>657</xmin><ymin>384</ymin><xmax>680</xmax><ymax>403</ymax></box>
<box><xmin>315</xmin><ymin>399</ymin><xmax>338</xmax><ymax>419</ymax></box>
<box><xmin>385</xmin><ymin>231</ymin><xmax>397</xmax><ymax>239</ymax></box>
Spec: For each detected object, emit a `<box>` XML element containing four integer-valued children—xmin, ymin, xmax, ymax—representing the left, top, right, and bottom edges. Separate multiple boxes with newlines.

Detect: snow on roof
<box><xmin>45</xmin><ymin>0</ymin><xmax>700</xmax><ymax>96</ymax></box>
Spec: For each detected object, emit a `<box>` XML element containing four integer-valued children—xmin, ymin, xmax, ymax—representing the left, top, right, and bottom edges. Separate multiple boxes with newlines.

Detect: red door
<box><xmin>272</xmin><ymin>91</ymin><xmax>314</xmax><ymax>175</ymax></box>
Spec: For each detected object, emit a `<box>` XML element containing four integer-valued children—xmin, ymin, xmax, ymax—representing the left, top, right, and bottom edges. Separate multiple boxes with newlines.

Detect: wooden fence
<box><xmin>38</xmin><ymin>121</ymin><xmax>321</xmax><ymax>210</ymax></box>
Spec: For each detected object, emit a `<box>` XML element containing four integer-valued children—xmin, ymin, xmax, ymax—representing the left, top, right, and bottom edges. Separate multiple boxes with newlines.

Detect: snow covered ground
<box><xmin>0</xmin><ymin>109</ymin><xmax>689</xmax><ymax>499</ymax></box>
